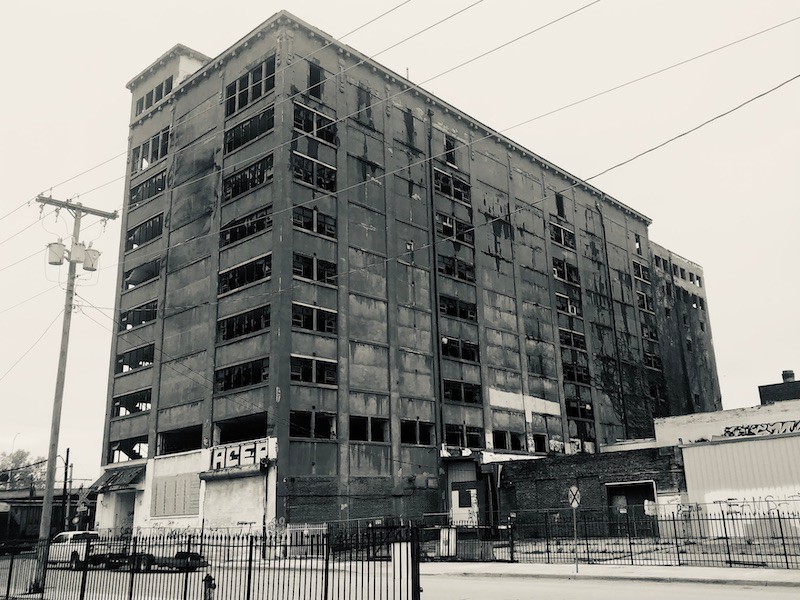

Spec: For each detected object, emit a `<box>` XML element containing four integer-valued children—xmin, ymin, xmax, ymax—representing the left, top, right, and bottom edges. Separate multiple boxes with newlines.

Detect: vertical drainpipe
<box><xmin>425</xmin><ymin>107</ymin><xmax>447</xmax><ymax>511</ymax></box>
<box><xmin>595</xmin><ymin>198</ymin><xmax>628</xmax><ymax>440</ymax></box>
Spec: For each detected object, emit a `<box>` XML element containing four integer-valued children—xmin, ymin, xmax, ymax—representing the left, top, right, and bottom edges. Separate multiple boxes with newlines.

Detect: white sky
<box><xmin>0</xmin><ymin>0</ymin><xmax>798</xmax><ymax>483</ymax></box>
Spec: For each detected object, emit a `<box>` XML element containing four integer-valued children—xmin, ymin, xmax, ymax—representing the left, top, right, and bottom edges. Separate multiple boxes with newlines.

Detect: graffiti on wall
<box><xmin>722</xmin><ymin>420</ymin><xmax>800</xmax><ymax>438</ymax></box>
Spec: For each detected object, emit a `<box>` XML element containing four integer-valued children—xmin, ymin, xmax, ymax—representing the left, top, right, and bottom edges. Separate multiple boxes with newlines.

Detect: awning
<box><xmin>89</xmin><ymin>466</ymin><xmax>145</xmax><ymax>493</ymax></box>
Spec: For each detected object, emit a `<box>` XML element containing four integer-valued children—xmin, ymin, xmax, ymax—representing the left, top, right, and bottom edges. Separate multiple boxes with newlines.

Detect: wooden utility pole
<box><xmin>30</xmin><ymin>196</ymin><xmax>117</xmax><ymax>592</ymax></box>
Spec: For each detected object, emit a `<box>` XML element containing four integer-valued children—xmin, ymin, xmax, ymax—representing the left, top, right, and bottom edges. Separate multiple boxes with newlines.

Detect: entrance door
<box><xmin>115</xmin><ymin>492</ymin><xmax>136</xmax><ymax>533</ymax></box>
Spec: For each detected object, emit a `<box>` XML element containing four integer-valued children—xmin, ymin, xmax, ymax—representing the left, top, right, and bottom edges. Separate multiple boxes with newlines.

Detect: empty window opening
<box><xmin>551</xmin><ymin>222</ymin><xmax>576</xmax><ymax>249</ymax></box>
<box><xmin>119</xmin><ymin>300</ymin><xmax>157</xmax><ymax>331</ymax></box>
<box><xmin>217</xmin><ymin>413</ymin><xmax>269</xmax><ymax>444</ymax></box>
<box><xmin>444</xmin><ymin>135</ymin><xmax>457</xmax><ymax>166</ymax></box>
<box><xmin>123</xmin><ymin>260</ymin><xmax>160</xmax><ymax>290</ymax></box>
<box><xmin>218</xmin><ymin>254</ymin><xmax>272</xmax><ymax>295</ymax></box>
<box><xmin>294</xmin><ymin>103</ymin><xmax>336</xmax><ymax>144</ymax></box>
<box><xmin>433</xmin><ymin>168</ymin><xmax>470</xmax><ymax>204</ymax></box>
<box><xmin>552</xmin><ymin>257</ymin><xmax>580</xmax><ymax>285</ymax></box>
<box><xmin>436</xmin><ymin>213</ymin><xmax>474</xmax><ymax>245</ymax></box>
<box><xmin>355</xmin><ymin>85</ymin><xmax>374</xmax><ymax>127</ymax></box>
<box><xmin>531</xmin><ymin>433</ymin><xmax>547</xmax><ymax>453</ymax></box>
<box><xmin>632</xmin><ymin>261</ymin><xmax>651</xmax><ymax>282</ymax></box>
<box><xmin>115</xmin><ymin>344</ymin><xmax>155</xmax><ymax>374</ymax></box>
<box><xmin>129</xmin><ymin>170</ymin><xmax>166</xmax><ymax>209</ymax></box>
<box><xmin>400</xmin><ymin>420</ymin><xmax>435</xmax><ymax>445</ymax></box>
<box><xmin>443</xmin><ymin>380</ymin><xmax>482</xmax><ymax>404</ymax></box>
<box><xmin>109</xmin><ymin>436</ymin><xmax>148</xmax><ymax>463</ymax></box>
<box><xmin>439</xmin><ymin>295</ymin><xmax>477</xmax><ymax>321</ymax></box>
<box><xmin>559</xmin><ymin>328</ymin><xmax>586</xmax><ymax>350</ymax></box>
<box><xmin>220</xmin><ymin>205</ymin><xmax>273</xmax><ymax>247</ymax></box>
<box><xmin>437</xmin><ymin>255</ymin><xmax>475</xmax><ymax>283</ymax></box>
<box><xmin>679</xmin><ymin>267</ymin><xmax>687</xmax><ymax>280</ymax></box>
<box><xmin>290</xmin><ymin>356</ymin><xmax>338</xmax><ymax>385</ymax></box>
<box><xmin>293</xmin><ymin>205</ymin><xmax>337</xmax><ymax>238</ymax></box>
<box><xmin>696</xmin><ymin>276</ymin><xmax>703</xmax><ymax>288</ymax></box>
<box><xmin>217</xmin><ymin>305</ymin><xmax>271</xmax><ymax>342</ymax></box>
<box><xmin>224</xmin><ymin>106</ymin><xmax>275</xmax><ymax>154</ymax></box>
<box><xmin>293</xmin><ymin>253</ymin><xmax>337</xmax><ymax>285</ymax></box>
<box><xmin>465</xmin><ymin>426</ymin><xmax>484</xmax><ymax>448</ymax></box>
<box><xmin>223</xmin><ymin>155</ymin><xmax>274</xmax><ymax>202</ymax></box>
<box><xmin>292</xmin><ymin>151</ymin><xmax>337</xmax><ymax>192</ymax></box>
<box><xmin>555</xmin><ymin>193</ymin><xmax>566</xmax><ymax>218</ymax></box>
<box><xmin>131</xmin><ymin>128</ymin><xmax>170</xmax><ymax>173</ymax></box>
<box><xmin>308</xmin><ymin>63</ymin><xmax>324</xmax><ymax>99</ymax></box>
<box><xmin>214</xmin><ymin>357</ymin><xmax>269</xmax><ymax>392</ymax></box>
<box><xmin>292</xmin><ymin>303</ymin><xmax>337</xmax><ymax>334</ymax></box>
<box><xmin>641</xmin><ymin>323</ymin><xmax>658</xmax><ymax>341</ymax></box>
<box><xmin>159</xmin><ymin>425</ymin><xmax>202</xmax><ymax>456</ymax></box>
<box><xmin>348</xmin><ymin>416</ymin><xmax>389</xmax><ymax>443</ymax></box>
<box><xmin>555</xmin><ymin>293</ymin><xmax>582</xmax><ymax>316</ymax></box>
<box><xmin>441</xmin><ymin>336</ymin><xmax>480</xmax><ymax>362</ymax></box>
<box><xmin>634</xmin><ymin>233</ymin><xmax>642</xmax><ymax>255</ymax></box>
<box><xmin>445</xmin><ymin>424</ymin><xmax>464</xmax><ymax>447</ymax></box>
<box><xmin>112</xmin><ymin>389</ymin><xmax>152</xmax><ymax>417</ymax></box>
<box><xmin>700</xmin><ymin>322</ymin><xmax>705</xmax><ymax>332</ymax></box>
<box><xmin>637</xmin><ymin>291</ymin><xmax>654</xmax><ymax>313</ymax></box>
<box><xmin>125</xmin><ymin>214</ymin><xmax>163</xmax><ymax>251</ymax></box>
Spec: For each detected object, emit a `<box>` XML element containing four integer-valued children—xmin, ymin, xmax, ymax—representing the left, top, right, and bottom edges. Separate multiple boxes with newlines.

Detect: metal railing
<box><xmin>0</xmin><ymin>525</ymin><xmax>421</xmax><ymax>600</ymax></box>
<box><xmin>418</xmin><ymin>506</ymin><xmax>800</xmax><ymax>569</ymax></box>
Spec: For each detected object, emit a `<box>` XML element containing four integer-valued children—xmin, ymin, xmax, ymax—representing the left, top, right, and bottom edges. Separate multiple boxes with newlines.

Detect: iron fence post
<box><xmin>543</xmin><ymin>513</ymin><xmax>551</xmax><ymax>564</ymax></box>
<box><xmin>720</xmin><ymin>511</ymin><xmax>732</xmax><ymax>567</ymax></box>
<box><xmin>671</xmin><ymin>513</ymin><xmax>681</xmax><ymax>566</ymax></box>
<box><xmin>246</xmin><ymin>535</ymin><xmax>254</xmax><ymax>600</ymax></box>
<box><xmin>78</xmin><ymin>537</ymin><xmax>90</xmax><ymax>600</ymax></box>
<box><xmin>508</xmin><ymin>517</ymin><xmax>515</xmax><ymax>563</ymax></box>
<box><xmin>411</xmin><ymin>526</ymin><xmax>422</xmax><ymax>600</ymax></box>
<box><xmin>625</xmin><ymin>511</ymin><xmax>634</xmax><ymax>565</ymax></box>
<box><xmin>323</xmin><ymin>531</ymin><xmax>331</xmax><ymax>600</ymax></box>
<box><xmin>181</xmin><ymin>535</ymin><xmax>192</xmax><ymax>600</ymax></box>
<box><xmin>127</xmin><ymin>537</ymin><xmax>137</xmax><ymax>600</ymax></box>
<box><xmin>582</xmin><ymin>511</ymin><xmax>590</xmax><ymax>563</ymax></box>
<box><xmin>777</xmin><ymin>511</ymin><xmax>790</xmax><ymax>569</ymax></box>
<box><xmin>5</xmin><ymin>551</ymin><xmax>14</xmax><ymax>600</ymax></box>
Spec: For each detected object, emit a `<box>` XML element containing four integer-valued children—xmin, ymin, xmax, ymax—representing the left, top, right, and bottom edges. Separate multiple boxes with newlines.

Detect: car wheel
<box><xmin>136</xmin><ymin>555</ymin><xmax>152</xmax><ymax>572</ymax></box>
<box><xmin>69</xmin><ymin>554</ymin><xmax>82</xmax><ymax>571</ymax></box>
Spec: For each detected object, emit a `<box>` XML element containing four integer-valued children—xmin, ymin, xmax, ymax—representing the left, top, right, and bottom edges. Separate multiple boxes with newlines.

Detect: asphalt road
<box><xmin>420</xmin><ymin>575</ymin><xmax>799</xmax><ymax>600</ymax></box>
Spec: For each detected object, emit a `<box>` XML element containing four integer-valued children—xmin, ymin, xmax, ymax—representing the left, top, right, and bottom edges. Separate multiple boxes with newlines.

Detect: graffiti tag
<box><xmin>722</xmin><ymin>420</ymin><xmax>800</xmax><ymax>438</ymax></box>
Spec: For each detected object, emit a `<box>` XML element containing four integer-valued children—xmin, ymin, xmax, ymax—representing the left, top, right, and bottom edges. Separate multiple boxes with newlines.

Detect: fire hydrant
<box><xmin>202</xmin><ymin>573</ymin><xmax>216</xmax><ymax>600</ymax></box>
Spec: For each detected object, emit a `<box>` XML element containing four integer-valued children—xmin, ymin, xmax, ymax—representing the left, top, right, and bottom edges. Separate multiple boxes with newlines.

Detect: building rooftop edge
<box><xmin>126</xmin><ymin>44</ymin><xmax>212</xmax><ymax>90</ymax></box>
<box><xmin>649</xmin><ymin>240</ymin><xmax>705</xmax><ymax>269</ymax></box>
<box><xmin>132</xmin><ymin>10</ymin><xmax>653</xmax><ymax>225</ymax></box>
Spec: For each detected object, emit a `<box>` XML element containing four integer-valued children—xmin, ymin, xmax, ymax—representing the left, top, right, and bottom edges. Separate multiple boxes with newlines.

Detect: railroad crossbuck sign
<box><xmin>568</xmin><ymin>485</ymin><xmax>581</xmax><ymax>508</ymax></box>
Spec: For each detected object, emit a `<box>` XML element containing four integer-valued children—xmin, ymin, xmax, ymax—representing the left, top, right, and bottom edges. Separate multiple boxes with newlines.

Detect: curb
<box><xmin>419</xmin><ymin>570</ymin><xmax>800</xmax><ymax>588</ymax></box>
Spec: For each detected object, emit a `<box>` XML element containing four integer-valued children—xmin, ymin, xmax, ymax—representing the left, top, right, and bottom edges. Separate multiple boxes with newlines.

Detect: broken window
<box><xmin>289</xmin><ymin>410</ymin><xmax>336</xmax><ymax>439</ymax></box>
<box><xmin>465</xmin><ymin>426</ymin><xmax>484</xmax><ymax>448</ymax></box>
<box><xmin>444</xmin><ymin>134</ymin><xmax>457</xmax><ymax>167</ymax></box>
<box><xmin>654</xmin><ymin>255</ymin><xmax>662</xmax><ymax>269</ymax></box>
<box><xmin>400</xmin><ymin>420</ymin><xmax>435</xmax><ymax>445</ymax></box>
<box><xmin>135</xmin><ymin>76</ymin><xmax>174</xmax><ymax>117</ymax></box>
<box><xmin>125</xmin><ymin>214</ymin><xmax>163</xmax><ymax>251</ymax></box>
<box><xmin>492</xmin><ymin>430</ymin><xmax>508</xmax><ymax>450</ymax></box>
<box><xmin>222</xmin><ymin>155</ymin><xmax>274</xmax><ymax>202</ymax></box>
<box><xmin>555</xmin><ymin>193</ymin><xmax>566</xmax><ymax>218</ymax></box>
<box><xmin>445</xmin><ymin>424</ymin><xmax>464</xmax><ymax>447</ymax></box>
<box><xmin>354</xmin><ymin>84</ymin><xmax>374</xmax><ymax>127</ymax></box>
<box><xmin>566</xmin><ymin>399</ymin><xmax>594</xmax><ymax>420</ymax></box>
<box><xmin>115</xmin><ymin>344</ymin><xmax>155</xmax><ymax>374</ymax></box>
<box><xmin>550</xmin><ymin>223</ymin><xmax>576</xmax><ymax>249</ymax></box>
<box><xmin>436</xmin><ymin>212</ymin><xmax>474</xmax><ymax>244</ymax></box>
<box><xmin>641</xmin><ymin>323</ymin><xmax>658</xmax><ymax>341</ymax></box>
<box><xmin>555</xmin><ymin>293</ymin><xmax>582</xmax><ymax>316</ymax></box>
<box><xmin>112</xmin><ymin>389</ymin><xmax>152</xmax><ymax>417</ymax></box>
<box><xmin>290</xmin><ymin>356</ymin><xmax>338</xmax><ymax>385</ymax></box>
<box><xmin>119</xmin><ymin>300</ymin><xmax>158</xmax><ymax>331</ymax></box>
<box><xmin>129</xmin><ymin>170</ymin><xmax>166</xmax><ymax>209</ymax></box>
<box><xmin>492</xmin><ymin>430</ymin><xmax>525</xmax><ymax>451</ymax></box>
<box><xmin>349</xmin><ymin>416</ymin><xmax>389</xmax><ymax>443</ymax></box>
<box><xmin>635</xmin><ymin>233</ymin><xmax>642</xmax><ymax>255</ymax></box>
<box><xmin>218</xmin><ymin>254</ymin><xmax>272</xmax><ymax>294</ymax></box>
<box><xmin>159</xmin><ymin>425</ymin><xmax>202</xmax><ymax>456</ymax></box>
<box><xmin>433</xmin><ymin>168</ymin><xmax>471</xmax><ymax>204</ymax></box>
<box><xmin>632</xmin><ymin>261</ymin><xmax>651</xmax><ymax>282</ymax></box>
<box><xmin>224</xmin><ymin>106</ymin><xmax>275</xmax><ymax>154</ymax></box>
<box><xmin>292</xmin><ymin>205</ymin><xmax>337</xmax><ymax>238</ymax></box>
<box><xmin>108</xmin><ymin>436</ymin><xmax>148</xmax><ymax>463</ymax></box>
<box><xmin>437</xmin><ymin>255</ymin><xmax>475</xmax><ymax>283</ymax></box>
<box><xmin>214</xmin><ymin>357</ymin><xmax>269</xmax><ymax>392</ymax></box>
<box><xmin>439</xmin><ymin>295</ymin><xmax>477</xmax><ymax>321</ymax></box>
<box><xmin>637</xmin><ymin>291</ymin><xmax>654</xmax><ymax>313</ymax></box>
<box><xmin>220</xmin><ymin>205</ymin><xmax>273</xmax><ymax>247</ymax></box>
<box><xmin>552</xmin><ymin>257</ymin><xmax>580</xmax><ymax>285</ymax></box>
<box><xmin>531</xmin><ymin>434</ymin><xmax>547</xmax><ymax>453</ymax></box>
<box><xmin>131</xmin><ymin>128</ymin><xmax>170</xmax><ymax>173</ymax></box>
<box><xmin>696</xmin><ymin>275</ymin><xmax>702</xmax><ymax>288</ymax></box>
<box><xmin>441</xmin><ymin>336</ymin><xmax>480</xmax><ymax>362</ymax></box>
<box><xmin>699</xmin><ymin>297</ymin><xmax>705</xmax><ymax>310</ymax></box>
<box><xmin>308</xmin><ymin>62</ymin><xmax>324</xmax><ymax>99</ymax></box>
<box><xmin>443</xmin><ymin>380</ymin><xmax>482</xmax><ymax>404</ymax></box>
<box><xmin>563</xmin><ymin>363</ymin><xmax>591</xmax><ymax>384</ymax></box>
<box><xmin>123</xmin><ymin>259</ymin><xmax>160</xmax><ymax>290</ymax></box>
<box><xmin>644</xmin><ymin>352</ymin><xmax>663</xmax><ymax>370</ymax></box>
<box><xmin>292</xmin><ymin>151</ymin><xmax>337</xmax><ymax>191</ymax></box>
<box><xmin>291</xmin><ymin>303</ymin><xmax>337</xmax><ymax>334</ymax></box>
<box><xmin>217</xmin><ymin>305</ymin><xmax>271</xmax><ymax>342</ymax></box>
<box><xmin>293</xmin><ymin>103</ymin><xmax>336</xmax><ymax>144</ymax></box>
<box><xmin>292</xmin><ymin>253</ymin><xmax>337</xmax><ymax>284</ymax></box>
<box><xmin>225</xmin><ymin>55</ymin><xmax>276</xmax><ymax>117</ymax></box>
<box><xmin>559</xmin><ymin>328</ymin><xmax>586</xmax><ymax>350</ymax></box>
<box><xmin>679</xmin><ymin>267</ymin><xmax>687</xmax><ymax>280</ymax></box>
<box><xmin>217</xmin><ymin>413</ymin><xmax>269</xmax><ymax>444</ymax></box>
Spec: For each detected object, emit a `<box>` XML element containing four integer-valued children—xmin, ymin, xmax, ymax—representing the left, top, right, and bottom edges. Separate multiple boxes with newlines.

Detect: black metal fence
<box><xmin>0</xmin><ymin>525</ymin><xmax>420</xmax><ymax>600</ymax></box>
<box><xmin>419</xmin><ymin>507</ymin><xmax>800</xmax><ymax>569</ymax></box>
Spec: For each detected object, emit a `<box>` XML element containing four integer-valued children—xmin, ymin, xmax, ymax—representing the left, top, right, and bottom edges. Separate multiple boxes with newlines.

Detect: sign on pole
<box><xmin>568</xmin><ymin>486</ymin><xmax>580</xmax><ymax>574</ymax></box>
<box><xmin>568</xmin><ymin>485</ymin><xmax>581</xmax><ymax>508</ymax></box>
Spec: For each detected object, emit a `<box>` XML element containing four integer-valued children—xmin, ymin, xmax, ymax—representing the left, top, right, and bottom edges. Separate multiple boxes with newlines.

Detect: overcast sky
<box><xmin>1</xmin><ymin>0</ymin><xmax>798</xmax><ymax>483</ymax></box>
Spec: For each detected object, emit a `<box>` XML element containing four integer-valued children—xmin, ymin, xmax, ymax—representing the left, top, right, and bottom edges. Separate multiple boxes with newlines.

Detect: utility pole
<box><xmin>30</xmin><ymin>196</ymin><xmax>117</xmax><ymax>593</ymax></box>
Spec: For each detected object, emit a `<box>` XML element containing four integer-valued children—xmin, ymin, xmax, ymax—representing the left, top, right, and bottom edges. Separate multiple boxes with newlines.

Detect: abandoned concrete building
<box><xmin>93</xmin><ymin>10</ymin><xmax>721</xmax><ymax>531</ymax></box>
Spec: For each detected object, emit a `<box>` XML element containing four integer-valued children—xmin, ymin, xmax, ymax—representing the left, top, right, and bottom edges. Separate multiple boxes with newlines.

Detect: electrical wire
<box><xmin>0</xmin><ymin>284</ymin><xmax>62</xmax><ymax>315</ymax></box>
<box><xmin>0</xmin><ymin>309</ymin><xmax>64</xmax><ymax>382</ymax></box>
<box><xmin>0</xmin><ymin>248</ymin><xmax>44</xmax><ymax>274</ymax></box>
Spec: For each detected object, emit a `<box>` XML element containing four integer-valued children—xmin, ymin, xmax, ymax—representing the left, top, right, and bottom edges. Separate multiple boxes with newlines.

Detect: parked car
<box><xmin>47</xmin><ymin>531</ymin><xmax>126</xmax><ymax>570</ymax></box>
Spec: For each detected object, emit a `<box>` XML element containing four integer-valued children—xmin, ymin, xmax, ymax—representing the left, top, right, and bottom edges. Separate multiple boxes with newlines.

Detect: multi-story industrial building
<box><xmin>93</xmin><ymin>11</ymin><xmax>720</xmax><ymax>531</ymax></box>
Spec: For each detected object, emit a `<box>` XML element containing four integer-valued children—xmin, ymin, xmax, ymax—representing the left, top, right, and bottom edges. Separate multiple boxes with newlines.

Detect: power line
<box><xmin>0</xmin><ymin>284</ymin><xmax>62</xmax><ymax>315</ymax></box>
<box><xmin>0</xmin><ymin>248</ymin><xmax>44</xmax><ymax>274</ymax></box>
<box><xmin>0</xmin><ymin>309</ymin><xmax>64</xmax><ymax>382</ymax></box>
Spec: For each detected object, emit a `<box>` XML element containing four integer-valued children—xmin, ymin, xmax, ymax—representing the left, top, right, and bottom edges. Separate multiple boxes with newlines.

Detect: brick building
<box><xmin>94</xmin><ymin>11</ymin><xmax>720</xmax><ymax>531</ymax></box>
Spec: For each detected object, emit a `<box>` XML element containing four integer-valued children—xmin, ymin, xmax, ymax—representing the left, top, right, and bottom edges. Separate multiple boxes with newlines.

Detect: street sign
<box><xmin>568</xmin><ymin>485</ymin><xmax>581</xmax><ymax>508</ymax></box>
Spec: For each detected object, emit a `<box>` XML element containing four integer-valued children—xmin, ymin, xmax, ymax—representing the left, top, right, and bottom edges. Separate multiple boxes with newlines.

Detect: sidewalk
<box><xmin>420</xmin><ymin>561</ymin><xmax>800</xmax><ymax>587</ymax></box>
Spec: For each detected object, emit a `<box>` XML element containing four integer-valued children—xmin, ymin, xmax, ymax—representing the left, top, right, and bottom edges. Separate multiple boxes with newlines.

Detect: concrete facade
<box><xmin>96</xmin><ymin>11</ymin><xmax>721</xmax><ymax>529</ymax></box>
